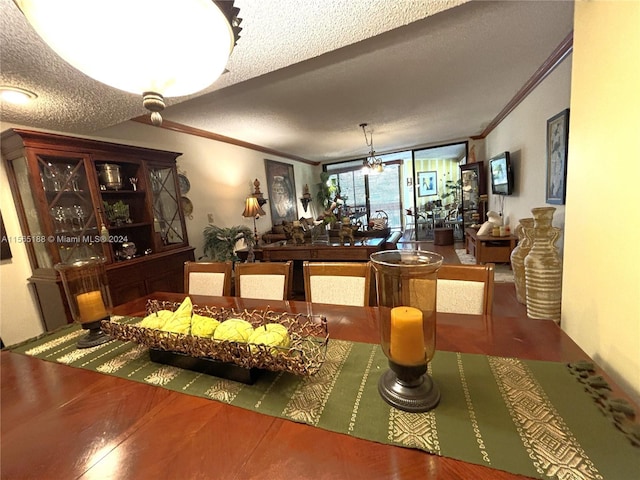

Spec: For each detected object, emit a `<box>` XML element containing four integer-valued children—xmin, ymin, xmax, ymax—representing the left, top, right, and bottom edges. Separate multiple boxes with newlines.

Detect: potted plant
<box><xmin>202</xmin><ymin>224</ymin><xmax>254</xmax><ymax>262</ymax></box>
<box><xmin>316</xmin><ymin>171</ymin><xmax>341</xmax><ymax>225</ymax></box>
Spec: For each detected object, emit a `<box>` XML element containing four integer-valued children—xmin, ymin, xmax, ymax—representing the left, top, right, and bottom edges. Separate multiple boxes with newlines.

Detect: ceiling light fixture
<box><xmin>13</xmin><ymin>0</ymin><xmax>242</xmax><ymax>126</ymax></box>
<box><xmin>0</xmin><ymin>86</ymin><xmax>37</xmax><ymax>104</ymax></box>
<box><xmin>359</xmin><ymin>123</ymin><xmax>384</xmax><ymax>173</ymax></box>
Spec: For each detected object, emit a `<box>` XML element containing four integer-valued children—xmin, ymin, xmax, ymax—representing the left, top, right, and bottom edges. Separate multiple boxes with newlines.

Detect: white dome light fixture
<box><xmin>0</xmin><ymin>86</ymin><xmax>37</xmax><ymax>104</ymax></box>
<box><xmin>14</xmin><ymin>0</ymin><xmax>242</xmax><ymax>126</ymax></box>
<box><xmin>360</xmin><ymin>123</ymin><xmax>385</xmax><ymax>174</ymax></box>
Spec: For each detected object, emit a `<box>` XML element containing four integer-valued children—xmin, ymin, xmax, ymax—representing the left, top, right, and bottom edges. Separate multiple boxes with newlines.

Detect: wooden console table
<box><xmin>238</xmin><ymin>237</ymin><xmax>387</xmax><ymax>263</ymax></box>
<box><xmin>465</xmin><ymin>227</ymin><xmax>518</xmax><ymax>264</ymax></box>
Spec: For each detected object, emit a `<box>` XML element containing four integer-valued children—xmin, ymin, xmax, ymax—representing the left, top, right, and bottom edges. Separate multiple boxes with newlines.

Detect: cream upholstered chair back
<box><xmin>235</xmin><ymin>261</ymin><xmax>292</xmax><ymax>300</ymax></box>
<box><xmin>303</xmin><ymin>261</ymin><xmax>372</xmax><ymax>306</ymax></box>
<box><xmin>436</xmin><ymin>263</ymin><xmax>495</xmax><ymax>315</ymax></box>
<box><xmin>184</xmin><ymin>261</ymin><xmax>232</xmax><ymax>296</ymax></box>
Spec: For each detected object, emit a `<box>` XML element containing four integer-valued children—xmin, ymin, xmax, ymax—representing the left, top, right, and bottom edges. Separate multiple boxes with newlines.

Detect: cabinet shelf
<box><xmin>100</xmin><ymin>190</ymin><xmax>145</xmax><ymax>195</ymax></box>
<box><xmin>106</xmin><ymin>222</ymin><xmax>152</xmax><ymax>230</ymax></box>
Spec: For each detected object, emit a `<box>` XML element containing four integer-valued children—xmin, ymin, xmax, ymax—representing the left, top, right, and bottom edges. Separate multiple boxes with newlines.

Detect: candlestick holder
<box><xmin>370</xmin><ymin>249</ymin><xmax>443</xmax><ymax>412</ymax></box>
<box><xmin>55</xmin><ymin>257</ymin><xmax>113</xmax><ymax>348</ymax></box>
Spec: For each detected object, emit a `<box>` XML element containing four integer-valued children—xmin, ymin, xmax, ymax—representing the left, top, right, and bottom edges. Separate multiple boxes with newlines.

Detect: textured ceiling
<box><xmin>0</xmin><ymin>0</ymin><xmax>574</xmax><ymax>163</ymax></box>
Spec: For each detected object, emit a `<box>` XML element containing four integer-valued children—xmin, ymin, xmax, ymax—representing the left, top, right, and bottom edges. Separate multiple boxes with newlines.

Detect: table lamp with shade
<box><xmin>55</xmin><ymin>257</ymin><xmax>113</xmax><ymax>348</ymax></box>
<box><xmin>242</xmin><ymin>196</ymin><xmax>265</xmax><ymax>262</ymax></box>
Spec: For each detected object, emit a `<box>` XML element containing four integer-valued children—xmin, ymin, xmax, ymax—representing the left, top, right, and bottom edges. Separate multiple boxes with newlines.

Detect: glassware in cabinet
<box><xmin>460</xmin><ymin>161</ymin><xmax>486</xmax><ymax>232</ymax></box>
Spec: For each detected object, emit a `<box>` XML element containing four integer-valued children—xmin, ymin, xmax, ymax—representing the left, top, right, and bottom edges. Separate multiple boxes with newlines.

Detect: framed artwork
<box><xmin>546</xmin><ymin>108</ymin><xmax>569</xmax><ymax>205</ymax></box>
<box><xmin>1</xmin><ymin>212</ymin><xmax>12</xmax><ymax>260</ymax></box>
<box><xmin>417</xmin><ymin>171</ymin><xmax>438</xmax><ymax>197</ymax></box>
<box><xmin>264</xmin><ymin>159</ymin><xmax>298</xmax><ymax>224</ymax></box>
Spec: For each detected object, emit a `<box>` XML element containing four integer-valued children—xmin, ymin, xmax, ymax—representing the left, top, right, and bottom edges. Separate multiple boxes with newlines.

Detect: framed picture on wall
<box><xmin>546</xmin><ymin>108</ymin><xmax>569</xmax><ymax>205</ymax></box>
<box><xmin>417</xmin><ymin>171</ymin><xmax>438</xmax><ymax>197</ymax></box>
<box><xmin>264</xmin><ymin>159</ymin><xmax>298</xmax><ymax>224</ymax></box>
<box><xmin>0</xmin><ymin>212</ymin><xmax>12</xmax><ymax>260</ymax></box>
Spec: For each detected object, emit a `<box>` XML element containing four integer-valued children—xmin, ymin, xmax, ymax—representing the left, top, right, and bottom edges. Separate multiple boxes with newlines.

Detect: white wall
<box><xmin>0</xmin><ymin>120</ymin><xmax>318</xmax><ymax>345</ymax></box>
<box><xmin>484</xmin><ymin>56</ymin><xmax>572</xmax><ymax>255</ymax></box>
<box><xmin>562</xmin><ymin>0</ymin><xmax>640</xmax><ymax>404</ymax></box>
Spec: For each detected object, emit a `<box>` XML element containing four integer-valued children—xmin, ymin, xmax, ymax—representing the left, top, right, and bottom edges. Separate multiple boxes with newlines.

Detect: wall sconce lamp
<box><xmin>300</xmin><ymin>183</ymin><xmax>312</xmax><ymax>212</ymax></box>
<box><xmin>252</xmin><ymin>178</ymin><xmax>268</xmax><ymax>207</ymax></box>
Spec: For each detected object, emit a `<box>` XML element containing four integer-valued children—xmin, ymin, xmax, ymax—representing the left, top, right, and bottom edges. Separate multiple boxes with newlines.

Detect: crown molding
<box><xmin>131</xmin><ymin>116</ymin><xmax>319</xmax><ymax>166</ymax></box>
<box><xmin>471</xmin><ymin>31</ymin><xmax>573</xmax><ymax>140</ymax></box>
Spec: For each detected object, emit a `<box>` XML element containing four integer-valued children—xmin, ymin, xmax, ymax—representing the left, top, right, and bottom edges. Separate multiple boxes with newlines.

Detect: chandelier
<box><xmin>360</xmin><ymin>123</ymin><xmax>384</xmax><ymax>173</ymax></box>
<box><xmin>14</xmin><ymin>0</ymin><xmax>242</xmax><ymax>126</ymax></box>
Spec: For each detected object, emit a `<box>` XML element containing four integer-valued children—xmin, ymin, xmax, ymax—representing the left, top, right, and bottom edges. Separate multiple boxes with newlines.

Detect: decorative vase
<box><xmin>510</xmin><ymin>218</ymin><xmax>534</xmax><ymax>304</ymax></box>
<box><xmin>524</xmin><ymin>207</ymin><xmax>562</xmax><ymax>322</ymax></box>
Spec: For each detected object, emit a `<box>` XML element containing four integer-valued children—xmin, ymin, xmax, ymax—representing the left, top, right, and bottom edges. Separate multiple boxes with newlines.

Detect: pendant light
<box><xmin>14</xmin><ymin>0</ymin><xmax>242</xmax><ymax>126</ymax></box>
<box><xmin>360</xmin><ymin>123</ymin><xmax>385</xmax><ymax>173</ymax></box>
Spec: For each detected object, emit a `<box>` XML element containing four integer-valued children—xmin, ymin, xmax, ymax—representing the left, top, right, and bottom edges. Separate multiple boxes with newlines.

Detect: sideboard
<box><xmin>465</xmin><ymin>227</ymin><xmax>517</xmax><ymax>264</ymax></box>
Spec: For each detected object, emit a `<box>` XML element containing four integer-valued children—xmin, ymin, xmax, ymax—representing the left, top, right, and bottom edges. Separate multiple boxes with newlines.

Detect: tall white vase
<box><xmin>524</xmin><ymin>207</ymin><xmax>562</xmax><ymax>322</ymax></box>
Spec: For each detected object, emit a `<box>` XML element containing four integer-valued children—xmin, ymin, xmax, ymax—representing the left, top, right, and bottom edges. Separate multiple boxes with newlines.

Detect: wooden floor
<box><xmin>397</xmin><ymin>239</ymin><xmax>528</xmax><ymax>318</ymax></box>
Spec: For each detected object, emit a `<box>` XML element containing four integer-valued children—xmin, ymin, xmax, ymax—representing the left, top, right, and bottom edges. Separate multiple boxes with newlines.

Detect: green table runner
<box><xmin>10</xmin><ymin>320</ymin><xmax>639</xmax><ymax>480</ymax></box>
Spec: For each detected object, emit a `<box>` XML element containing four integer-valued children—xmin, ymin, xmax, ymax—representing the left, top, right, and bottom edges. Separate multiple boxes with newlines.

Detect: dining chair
<box><xmin>303</xmin><ymin>261</ymin><xmax>372</xmax><ymax>307</ymax></box>
<box><xmin>184</xmin><ymin>261</ymin><xmax>233</xmax><ymax>296</ymax></box>
<box><xmin>436</xmin><ymin>263</ymin><xmax>495</xmax><ymax>315</ymax></box>
<box><xmin>234</xmin><ymin>261</ymin><xmax>292</xmax><ymax>300</ymax></box>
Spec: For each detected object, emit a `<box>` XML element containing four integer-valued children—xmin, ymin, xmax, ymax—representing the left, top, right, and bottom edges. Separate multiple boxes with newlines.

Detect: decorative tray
<box><xmin>102</xmin><ymin>299</ymin><xmax>329</xmax><ymax>377</ymax></box>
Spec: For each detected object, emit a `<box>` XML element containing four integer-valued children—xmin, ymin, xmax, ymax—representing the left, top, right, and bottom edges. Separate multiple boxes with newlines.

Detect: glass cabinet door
<box><xmin>460</xmin><ymin>161</ymin><xmax>486</xmax><ymax>232</ymax></box>
<box><xmin>39</xmin><ymin>155</ymin><xmax>104</xmax><ymax>264</ymax></box>
<box><xmin>148</xmin><ymin>166</ymin><xmax>187</xmax><ymax>247</ymax></box>
<box><xmin>11</xmin><ymin>152</ymin><xmax>105</xmax><ymax>269</ymax></box>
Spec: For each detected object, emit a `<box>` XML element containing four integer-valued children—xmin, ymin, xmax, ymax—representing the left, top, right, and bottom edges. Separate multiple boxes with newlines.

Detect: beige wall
<box><xmin>562</xmin><ymin>0</ymin><xmax>640</xmax><ymax>404</ymax></box>
<box><xmin>485</xmin><ymin>56</ymin><xmax>572</xmax><ymax>254</ymax></box>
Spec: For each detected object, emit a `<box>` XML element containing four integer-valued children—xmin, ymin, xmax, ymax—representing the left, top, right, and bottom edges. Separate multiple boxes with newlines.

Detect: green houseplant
<box><xmin>316</xmin><ymin>171</ymin><xmax>341</xmax><ymax>225</ymax></box>
<box><xmin>202</xmin><ymin>224</ymin><xmax>254</xmax><ymax>262</ymax></box>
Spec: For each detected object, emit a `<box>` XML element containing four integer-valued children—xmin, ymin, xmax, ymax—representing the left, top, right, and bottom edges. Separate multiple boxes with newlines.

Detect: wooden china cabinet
<box><xmin>1</xmin><ymin>129</ymin><xmax>194</xmax><ymax>331</ymax></box>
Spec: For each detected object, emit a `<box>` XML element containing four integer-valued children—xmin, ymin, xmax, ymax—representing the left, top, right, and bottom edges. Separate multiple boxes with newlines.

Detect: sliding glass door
<box><xmin>326</xmin><ymin>162</ymin><xmax>402</xmax><ymax>230</ymax></box>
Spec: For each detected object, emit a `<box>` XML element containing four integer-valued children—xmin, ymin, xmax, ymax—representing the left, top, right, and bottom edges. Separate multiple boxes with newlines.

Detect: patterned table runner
<box><xmin>10</xmin><ymin>320</ymin><xmax>639</xmax><ymax>480</ymax></box>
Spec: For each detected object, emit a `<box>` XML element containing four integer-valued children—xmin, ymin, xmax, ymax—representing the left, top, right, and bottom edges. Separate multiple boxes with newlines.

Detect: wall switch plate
<box><xmin>207</xmin><ymin>213</ymin><xmax>214</xmax><ymax>223</ymax></box>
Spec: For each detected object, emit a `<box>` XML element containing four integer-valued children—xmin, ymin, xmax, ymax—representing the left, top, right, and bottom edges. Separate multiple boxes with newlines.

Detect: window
<box><xmin>325</xmin><ymin>160</ymin><xmax>403</xmax><ymax>230</ymax></box>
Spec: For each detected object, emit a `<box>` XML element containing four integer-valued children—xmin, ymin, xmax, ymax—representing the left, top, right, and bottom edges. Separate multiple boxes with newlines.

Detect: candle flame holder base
<box><xmin>378</xmin><ymin>360</ymin><xmax>440</xmax><ymax>412</ymax></box>
<box><xmin>77</xmin><ymin>318</ymin><xmax>112</xmax><ymax>349</ymax></box>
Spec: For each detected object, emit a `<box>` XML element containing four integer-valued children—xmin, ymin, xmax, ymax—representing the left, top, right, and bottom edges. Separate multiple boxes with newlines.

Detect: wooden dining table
<box><xmin>1</xmin><ymin>292</ymin><xmax>636</xmax><ymax>480</ymax></box>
